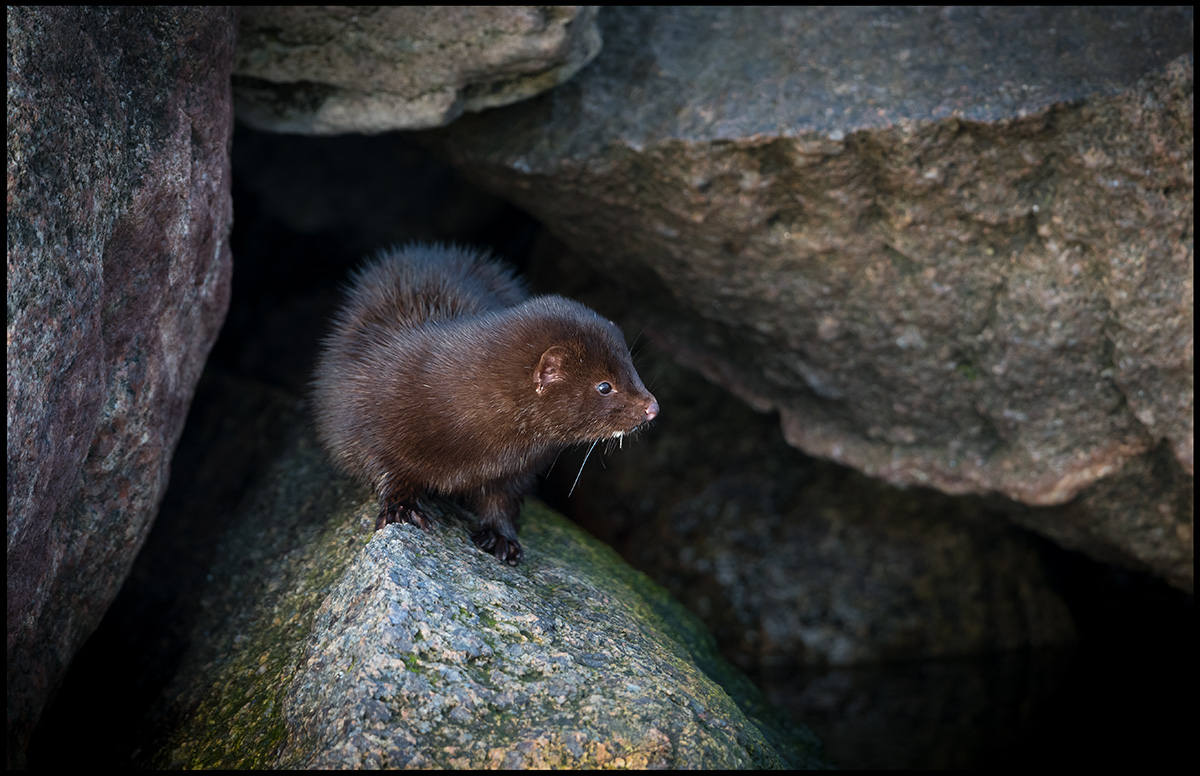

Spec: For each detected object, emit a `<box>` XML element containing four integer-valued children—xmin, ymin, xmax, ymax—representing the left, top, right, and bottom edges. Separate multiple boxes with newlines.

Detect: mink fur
<box><xmin>312</xmin><ymin>243</ymin><xmax>659</xmax><ymax>565</ymax></box>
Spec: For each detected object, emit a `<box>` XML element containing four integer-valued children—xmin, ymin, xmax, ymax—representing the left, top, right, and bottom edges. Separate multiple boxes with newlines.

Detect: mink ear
<box><xmin>534</xmin><ymin>346</ymin><xmax>568</xmax><ymax>395</ymax></box>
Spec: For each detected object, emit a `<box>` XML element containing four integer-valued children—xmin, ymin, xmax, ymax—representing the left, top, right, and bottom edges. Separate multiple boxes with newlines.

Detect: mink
<box><xmin>312</xmin><ymin>243</ymin><xmax>659</xmax><ymax>565</ymax></box>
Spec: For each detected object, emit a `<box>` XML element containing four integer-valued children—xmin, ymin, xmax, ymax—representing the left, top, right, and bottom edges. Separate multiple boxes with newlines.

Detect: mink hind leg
<box><xmin>375</xmin><ymin>479</ymin><xmax>432</xmax><ymax>531</ymax></box>
<box><xmin>469</xmin><ymin>478</ymin><xmax>532</xmax><ymax>566</ymax></box>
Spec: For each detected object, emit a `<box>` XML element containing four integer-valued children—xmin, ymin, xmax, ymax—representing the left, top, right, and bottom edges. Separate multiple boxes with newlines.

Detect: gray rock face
<box><xmin>434</xmin><ymin>7</ymin><xmax>1194</xmax><ymax>589</ymax></box>
<box><xmin>6</xmin><ymin>6</ymin><xmax>236</xmax><ymax>763</ymax></box>
<box><xmin>281</xmin><ymin>518</ymin><xmax>804</xmax><ymax>769</ymax></box>
<box><xmin>139</xmin><ymin>398</ymin><xmax>824</xmax><ymax>769</ymax></box>
<box><xmin>233</xmin><ymin>6</ymin><xmax>602</xmax><ymax>133</ymax></box>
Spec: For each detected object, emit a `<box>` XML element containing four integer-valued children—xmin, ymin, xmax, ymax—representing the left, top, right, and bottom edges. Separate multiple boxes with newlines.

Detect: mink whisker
<box><xmin>569</xmin><ymin>438</ymin><xmax>601</xmax><ymax>497</ymax></box>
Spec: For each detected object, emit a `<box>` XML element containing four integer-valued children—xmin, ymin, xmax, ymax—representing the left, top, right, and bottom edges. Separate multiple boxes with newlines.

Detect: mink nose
<box><xmin>644</xmin><ymin>399</ymin><xmax>660</xmax><ymax>422</ymax></box>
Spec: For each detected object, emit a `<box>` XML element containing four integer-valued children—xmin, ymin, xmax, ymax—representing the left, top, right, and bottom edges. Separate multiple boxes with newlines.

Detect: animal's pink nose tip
<box><xmin>644</xmin><ymin>400</ymin><xmax>659</xmax><ymax>421</ymax></box>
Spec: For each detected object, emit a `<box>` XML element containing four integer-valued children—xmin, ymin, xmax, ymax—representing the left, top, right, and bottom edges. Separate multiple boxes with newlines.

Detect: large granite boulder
<box><xmin>6</xmin><ymin>6</ymin><xmax>236</xmax><ymax>764</ymax></box>
<box><xmin>432</xmin><ymin>7</ymin><xmax>1194</xmax><ymax>590</ymax></box>
<box><xmin>132</xmin><ymin>380</ymin><xmax>825</xmax><ymax>769</ymax></box>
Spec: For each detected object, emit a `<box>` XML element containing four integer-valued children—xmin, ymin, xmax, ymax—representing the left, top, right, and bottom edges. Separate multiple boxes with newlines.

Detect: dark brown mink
<box><xmin>312</xmin><ymin>243</ymin><xmax>659</xmax><ymax>565</ymax></box>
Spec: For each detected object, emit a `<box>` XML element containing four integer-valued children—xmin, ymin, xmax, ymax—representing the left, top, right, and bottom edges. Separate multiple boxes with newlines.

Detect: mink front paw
<box><xmin>376</xmin><ymin>498</ymin><xmax>432</xmax><ymax>531</ymax></box>
<box><xmin>472</xmin><ymin>528</ymin><xmax>523</xmax><ymax>566</ymax></box>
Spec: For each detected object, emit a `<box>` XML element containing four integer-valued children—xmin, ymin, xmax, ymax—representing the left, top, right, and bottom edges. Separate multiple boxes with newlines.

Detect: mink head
<box><xmin>511</xmin><ymin>296</ymin><xmax>659</xmax><ymax>444</ymax></box>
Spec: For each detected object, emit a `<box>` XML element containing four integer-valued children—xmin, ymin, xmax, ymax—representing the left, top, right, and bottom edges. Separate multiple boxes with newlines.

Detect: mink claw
<box><xmin>376</xmin><ymin>501</ymin><xmax>432</xmax><ymax>531</ymax></box>
<box><xmin>472</xmin><ymin>528</ymin><xmax>523</xmax><ymax>566</ymax></box>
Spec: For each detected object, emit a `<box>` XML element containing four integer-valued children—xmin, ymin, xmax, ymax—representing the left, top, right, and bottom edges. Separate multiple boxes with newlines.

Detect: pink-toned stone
<box><xmin>6</xmin><ymin>6</ymin><xmax>236</xmax><ymax>763</ymax></box>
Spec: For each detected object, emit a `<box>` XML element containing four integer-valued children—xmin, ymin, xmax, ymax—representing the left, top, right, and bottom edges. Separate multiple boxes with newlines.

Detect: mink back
<box><xmin>332</xmin><ymin>242</ymin><xmax>527</xmax><ymax>343</ymax></box>
<box><xmin>312</xmin><ymin>245</ymin><xmax>520</xmax><ymax>482</ymax></box>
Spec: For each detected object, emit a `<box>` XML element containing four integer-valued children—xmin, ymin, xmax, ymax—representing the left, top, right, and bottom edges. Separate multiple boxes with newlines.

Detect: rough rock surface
<box><xmin>139</xmin><ymin>404</ymin><xmax>825</xmax><ymax>769</ymax></box>
<box><xmin>433</xmin><ymin>7</ymin><xmax>1194</xmax><ymax>589</ymax></box>
<box><xmin>6</xmin><ymin>6</ymin><xmax>236</xmax><ymax>764</ymax></box>
<box><xmin>234</xmin><ymin>6</ymin><xmax>601</xmax><ymax>134</ymax></box>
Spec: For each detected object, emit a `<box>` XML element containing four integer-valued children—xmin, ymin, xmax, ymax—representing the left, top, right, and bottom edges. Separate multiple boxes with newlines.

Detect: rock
<box><xmin>5</xmin><ymin>6</ymin><xmax>236</xmax><ymax>764</ymax></box>
<box><xmin>136</xmin><ymin>384</ymin><xmax>826</xmax><ymax>769</ymax></box>
<box><xmin>233</xmin><ymin>6</ymin><xmax>602</xmax><ymax>134</ymax></box>
<box><xmin>432</xmin><ymin>7</ymin><xmax>1194</xmax><ymax>589</ymax></box>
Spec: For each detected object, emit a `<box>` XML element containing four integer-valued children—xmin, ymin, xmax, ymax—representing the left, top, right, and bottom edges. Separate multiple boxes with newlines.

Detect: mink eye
<box><xmin>596</xmin><ymin>381</ymin><xmax>613</xmax><ymax>395</ymax></box>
